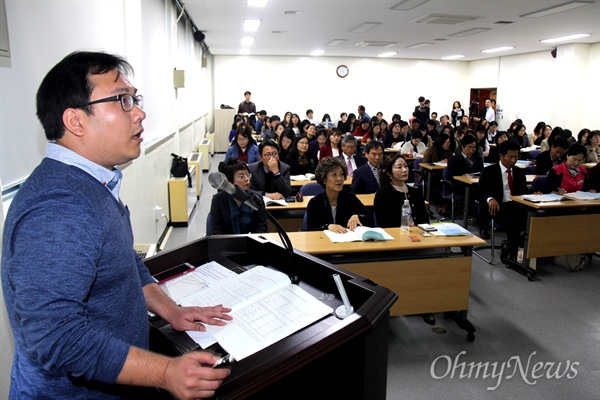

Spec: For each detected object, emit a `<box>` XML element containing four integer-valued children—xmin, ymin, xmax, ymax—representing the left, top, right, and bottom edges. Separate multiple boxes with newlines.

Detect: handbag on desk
<box><xmin>170</xmin><ymin>153</ymin><xmax>192</xmax><ymax>188</ymax></box>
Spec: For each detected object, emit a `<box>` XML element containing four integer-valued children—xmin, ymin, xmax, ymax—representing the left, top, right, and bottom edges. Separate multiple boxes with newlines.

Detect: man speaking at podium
<box><xmin>2</xmin><ymin>52</ymin><xmax>232</xmax><ymax>399</ymax></box>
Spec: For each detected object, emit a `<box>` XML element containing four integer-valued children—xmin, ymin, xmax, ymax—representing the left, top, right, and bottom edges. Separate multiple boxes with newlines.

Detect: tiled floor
<box><xmin>163</xmin><ymin>153</ymin><xmax>600</xmax><ymax>400</ymax></box>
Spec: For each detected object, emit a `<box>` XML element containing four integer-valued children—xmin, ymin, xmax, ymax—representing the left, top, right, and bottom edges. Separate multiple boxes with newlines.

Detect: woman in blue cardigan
<box><xmin>225</xmin><ymin>123</ymin><xmax>259</xmax><ymax>164</ymax></box>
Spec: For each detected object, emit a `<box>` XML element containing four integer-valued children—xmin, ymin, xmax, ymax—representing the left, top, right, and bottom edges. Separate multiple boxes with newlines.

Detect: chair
<box><xmin>205</xmin><ymin>213</ymin><xmax>212</xmax><ymax>236</ymax></box>
<box><xmin>301</xmin><ymin>211</ymin><xmax>308</xmax><ymax>231</ymax></box>
<box><xmin>524</xmin><ymin>165</ymin><xmax>537</xmax><ymax>175</ymax></box>
<box><xmin>473</xmin><ymin>218</ymin><xmax>498</xmax><ymax>264</ymax></box>
<box><xmin>532</xmin><ymin>176</ymin><xmax>548</xmax><ymax>193</ymax></box>
<box><xmin>412</xmin><ymin>158</ymin><xmax>426</xmax><ymax>196</ymax></box>
<box><xmin>439</xmin><ymin>167</ymin><xmax>465</xmax><ymax>222</ymax></box>
<box><xmin>527</xmin><ymin>150</ymin><xmax>541</xmax><ymax>161</ymax></box>
<box><xmin>299</xmin><ymin>182</ymin><xmax>324</xmax><ymax>196</ymax></box>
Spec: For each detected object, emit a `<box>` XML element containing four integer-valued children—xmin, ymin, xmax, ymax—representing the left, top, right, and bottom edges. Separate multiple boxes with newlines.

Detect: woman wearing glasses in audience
<box><xmin>225</xmin><ymin>123</ymin><xmax>259</xmax><ymax>164</ymax></box>
<box><xmin>285</xmin><ymin>134</ymin><xmax>318</xmax><ymax>176</ymax></box>
<box><xmin>209</xmin><ymin>157</ymin><xmax>267</xmax><ymax>235</ymax></box>
<box><xmin>306</xmin><ymin>158</ymin><xmax>372</xmax><ymax>232</ymax></box>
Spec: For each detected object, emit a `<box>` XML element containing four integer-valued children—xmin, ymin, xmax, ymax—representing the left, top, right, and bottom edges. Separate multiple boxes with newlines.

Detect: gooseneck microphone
<box><xmin>208</xmin><ymin>172</ymin><xmax>299</xmax><ymax>284</ymax></box>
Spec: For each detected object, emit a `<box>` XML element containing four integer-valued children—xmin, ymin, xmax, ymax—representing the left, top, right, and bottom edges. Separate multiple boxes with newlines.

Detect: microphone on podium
<box><xmin>207</xmin><ymin>171</ymin><xmax>299</xmax><ymax>284</ymax></box>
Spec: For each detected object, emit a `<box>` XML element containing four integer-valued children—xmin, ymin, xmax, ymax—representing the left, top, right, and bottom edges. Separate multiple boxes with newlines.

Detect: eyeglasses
<box><xmin>87</xmin><ymin>93</ymin><xmax>143</xmax><ymax>112</ymax></box>
<box><xmin>262</xmin><ymin>151</ymin><xmax>279</xmax><ymax>158</ymax></box>
<box><xmin>235</xmin><ymin>173</ymin><xmax>252</xmax><ymax>180</ymax></box>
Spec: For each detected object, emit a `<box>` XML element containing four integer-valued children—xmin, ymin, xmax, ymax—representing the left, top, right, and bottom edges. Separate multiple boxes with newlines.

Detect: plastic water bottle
<box><xmin>401</xmin><ymin>199</ymin><xmax>411</xmax><ymax>232</ymax></box>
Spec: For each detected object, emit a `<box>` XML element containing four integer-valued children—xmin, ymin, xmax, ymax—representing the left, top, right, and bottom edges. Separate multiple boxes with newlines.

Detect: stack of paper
<box><xmin>563</xmin><ymin>191</ymin><xmax>600</xmax><ymax>200</ymax></box>
<box><xmin>522</xmin><ymin>194</ymin><xmax>564</xmax><ymax>203</ymax></box>
<box><xmin>324</xmin><ymin>226</ymin><xmax>394</xmax><ymax>243</ymax></box>
<box><xmin>290</xmin><ymin>173</ymin><xmax>316</xmax><ymax>181</ymax></box>
<box><xmin>430</xmin><ymin>223</ymin><xmax>473</xmax><ymax>236</ymax></box>
<box><xmin>263</xmin><ymin>196</ymin><xmax>288</xmax><ymax>206</ymax></box>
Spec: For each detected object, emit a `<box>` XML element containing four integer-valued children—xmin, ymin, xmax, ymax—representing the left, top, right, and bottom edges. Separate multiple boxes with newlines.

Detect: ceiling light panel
<box><xmin>391</xmin><ymin>0</ymin><xmax>429</xmax><ymax>11</ymax></box>
<box><xmin>521</xmin><ymin>1</ymin><xmax>593</xmax><ymax>18</ymax></box>
<box><xmin>441</xmin><ymin>55</ymin><xmax>465</xmax><ymax>60</ymax></box>
<box><xmin>247</xmin><ymin>0</ymin><xmax>268</xmax><ymax>7</ymax></box>
<box><xmin>350</xmin><ymin>22</ymin><xmax>381</xmax><ymax>33</ymax></box>
<box><xmin>406</xmin><ymin>42</ymin><xmax>434</xmax><ymax>49</ymax></box>
<box><xmin>241</xmin><ymin>37</ymin><xmax>255</xmax><ymax>46</ymax></box>
<box><xmin>243</xmin><ymin>19</ymin><xmax>261</xmax><ymax>32</ymax></box>
<box><xmin>481</xmin><ymin>46</ymin><xmax>515</xmax><ymax>53</ymax></box>
<box><xmin>540</xmin><ymin>33</ymin><xmax>591</xmax><ymax>43</ymax></box>
<box><xmin>327</xmin><ymin>39</ymin><xmax>347</xmax><ymax>46</ymax></box>
<box><xmin>412</xmin><ymin>14</ymin><xmax>478</xmax><ymax>25</ymax></box>
<box><xmin>449</xmin><ymin>28</ymin><xmax>491</xmax><ymax>37</ymax></box>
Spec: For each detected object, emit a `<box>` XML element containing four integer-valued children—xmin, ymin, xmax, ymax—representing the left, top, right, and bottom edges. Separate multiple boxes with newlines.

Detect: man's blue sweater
<box><xmin>2</xmin><ymin>158</ymin><xmax>155</xmax><ymax>398</ymax></box>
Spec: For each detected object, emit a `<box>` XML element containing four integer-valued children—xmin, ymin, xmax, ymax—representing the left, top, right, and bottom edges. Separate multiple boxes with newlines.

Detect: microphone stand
<box><xmin>246</xmin><ymin>191</ymin><xmax>299</xmax><ymax>284</ymax></box>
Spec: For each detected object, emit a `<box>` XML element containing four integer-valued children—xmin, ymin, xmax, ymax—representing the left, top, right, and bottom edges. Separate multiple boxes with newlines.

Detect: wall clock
<box><xmin>336</xmin><ymin>65</ymin><xmax>349</xmax><ymax>78</ymax></box>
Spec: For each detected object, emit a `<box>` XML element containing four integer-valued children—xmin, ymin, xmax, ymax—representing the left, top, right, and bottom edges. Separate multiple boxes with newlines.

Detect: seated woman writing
<box><xmin>546</xmin><ymin>144</ymin><xmax>595</xmax><ymax>194</ymax></box>
<box><xmin>374</xmin><ymin>153</ymin><xmax>429</xmax><ymax>228</ymax></box>
<box><xmin>209</xmin><ymin>157</ymin><xmax>267</xmax><ymax>235</ymax></box>
<box><xmin>306</xmin><ymin>157</ymin><xmax>372</xmax><ymax>232</ymax></box>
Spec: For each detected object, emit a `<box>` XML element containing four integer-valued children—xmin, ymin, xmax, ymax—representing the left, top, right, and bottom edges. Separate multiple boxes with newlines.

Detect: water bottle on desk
<box><xmin>401</xmin><ymin>199</ymin><xmax>411</xmax><ymax>232</ymax></box>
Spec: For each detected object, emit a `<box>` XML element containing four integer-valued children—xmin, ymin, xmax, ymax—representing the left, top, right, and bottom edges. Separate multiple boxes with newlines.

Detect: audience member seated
<box><xmin>546</xmin><ymin>144</ymin><xmax>594</xmax><ymax>194</ymax></box>
<box><xmin>374</xmin><ymin>153</ymin><xmax>429</xmax><ymax>228</ymax></box>
<box><xmin>248</xmin><ymin>139</ymin><xmax>292</xmax><ymax>199</ymax></box>
<box><xmin>535</xmin><ymin>137</ymin><xmax>568</xmax><ymax>175</ymax></box>
<box><xmin>588</xmin><ymin>162</ymin><xmax>600</xmax><ymax>192</ymax></box>
<box><xmin>446</xmin><ymin>135</ymin><xmax>484</xmax><ymax>196</ymax></box>
<box><xmin>361</xmin><ymin>120</ymin><xmax>385</xmax><ymax>144</ymax></box>
<box><xmin>540</xmin><ymin>126</ymin><xmax>564</xmax><ymax>152</ymax></box>
<box><xmin>400</xmin><ymin>130</ymin><xmax>427</xmax><ymax>157</ymax></box>
<box><xmin>353</xmin><ymin>117</ymin><xmax>371</xmax><ymax>138</ymax></box>
<box><xmin>229</xmin><ymin>116</ymin><xmax>243</xmax><ymax>143</ymax></box>
<box><xmin>384</xmin><ymin>121</ymin><xmax>409</xmax><ymax>148</ymax></box>
<box><xmin>485</xmin><ymin>131</ymin><xmax>509</xmax><ymax>164</ymax></box>
<box><xmin>478</xmin><ymin>141</ymin><xmax>528</xmax><ymax>258</ymax></box>
<box><xmin>424</xmin><ymin>120</ymin><xmax>437</xmax><ymax>145</ymax></box>
<box><xmin>288</xmin><ymin>113</ymin><xmax>302</xmax><ymax>135</ymax></box>
<box><xmin>475</xmin><ymin>124</ymin><xmax>490</xmax><ymax>157</ymax></box>
<box><xmin>225</xmin><ymin>123</ymin><xmax>259</xmax><ymax>164</ymax></box>
<box><xmin>278</xmin><ymin>128</ymin><xmax>296</xmax><ymax>161</ymax></box>
<box><xmin>319</xmin><ymin>128</ymin><xmax>343</xmax><ymax>160</ymax></box>
<box><xmin>511</xmin><ymin>123</ymin><xmax>530</xmax><ymax>149</ymax></box>
<box><xmin>423</xmin><ymin>133</ymin><xmax>454</xmax><ymax>164</ymax></box>
<box><xmin>335</xmin><ymin>134</ymin><xmax>366</xmax><ymax>176</ymax></box>
<box><xmin>340</xmin><ymin>113</ymin><xmax>356</xmax><ymax>135</ymax></box>
<box><xmin>285</xmin><ymin>135</ymin><xmax>318</xmax><ymax>176</ymax></box>
<box><xmin>306</xmin><ymin>158</ymin><xmax>372</xmax><ymax>231</ymax></box>
<box><xmin>303</xmin><ymin>122</ymin><xmax>318</xmax><ymax>142</ymax></box>
<box><xmin>487</xmin><ymin>121</ymin><xmax>499</xmax><ymax>143</ymax></box>
<box><xmin>210</xmin><ymin>157</ymin><xmax>267</xmax><ymax>235</ymax></box>
<box><xmin>272</xmin><ymin>122</ymin><xmax>285</xmax><ymax>144</ymax></box>
<box><xmin>310</xmin><ymin>128</ymin><xmax>329</xmax><ymax>156</ymax></box>
<box><xmin>351</xmin><ymin>141</ymin><xmax>384</xmax><ymax>194</ymax></box>
<box><xmin>576</xmin><ymin>128</ymin><xmax>591</xmax><ymax>146</ymax></box>
<box><xmin>584</xmin><ymin>130</ymin><xmax>600</xmax><ymax>163</ymax></box>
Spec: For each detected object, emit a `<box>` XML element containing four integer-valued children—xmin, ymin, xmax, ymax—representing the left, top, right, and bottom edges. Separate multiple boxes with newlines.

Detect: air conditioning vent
<box><xmin>355</xmin><ymin>41</ymin><xmax>399</xmax><ymax>48</ymax></box>
<box><xmin>412</xmin><ymin>14</ymin><xmax>478</xmax><ymax>25</ymax></box>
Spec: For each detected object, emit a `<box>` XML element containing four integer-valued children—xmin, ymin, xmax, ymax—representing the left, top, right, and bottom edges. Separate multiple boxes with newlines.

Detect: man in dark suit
<box><xmin>335</xmin><ymin>134</ymin><xmax>366</xmax><ymax>176</ymax></box>
<box><xmin>248</xmin><ymin>139</ymin><xmax>292</xmax><ymax>199</ymax></box>
<box><xmin>351</xmin><ymin>141</ymin><xmax>384</xmax><ymax>194</ymax></box>
<box><xmin>535</xmin><ymin>137</ymin><xmax>568</xmax><ymax>175</ymax></box>
<box><xmin>478</xmin><ymin>140</ymin><xmax>528</xmax><ymax>259</ymax></box>
<box><xmin>446</xmin><ymin>135</ymin><xmax>484</xmax><ymax>195</ymax></box>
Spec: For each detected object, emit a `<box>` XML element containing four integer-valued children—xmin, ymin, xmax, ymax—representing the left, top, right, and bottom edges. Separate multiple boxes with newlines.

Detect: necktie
<box><xmin>346</xmin><ymin>157</ymin><xmax>354</xmax><ymax>176</ymax></box>
<box><xmin>506</xmin><ymin>169</ymin><xmax>514</xmax><ymax>195</ymax></box>
<box><xmin>466</xmin><ymin>157</ymin><xmax>473</xmax><ymax>168</ymax></box>
<box><xmin>373</xmin><ymin>167</ymin><xmax>380</xmax><ymax>185</ymax></box>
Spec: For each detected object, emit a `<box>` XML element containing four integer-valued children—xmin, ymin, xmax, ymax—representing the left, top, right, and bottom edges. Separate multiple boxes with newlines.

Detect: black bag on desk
<box><xmin>171</xmin><ymin>153</ymin><xmax>192</xmax><ymax>188</ymax></box>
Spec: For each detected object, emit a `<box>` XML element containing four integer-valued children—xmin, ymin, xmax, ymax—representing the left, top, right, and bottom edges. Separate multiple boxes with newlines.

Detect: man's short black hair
<box><xmin>244</xmin><ymin>90</ymin><xmax>251</xmax><ymax>95</ymax></box>
<box><xmin>364</xmin><ymin>140</ymin><xmax>384</xmax><ymax>153</ymax></box>
<box><xmin>498</xmin><ymin>140</ymin><xmax>520</xmax><ymax>155</ymax></box>
<box><xmin>259</xmin><ymin>139</ymin><xmax>279</xmax><ymax>155</ymax></box>
<box><xmin>552</xmin><ymin>137</ymin><xmax>570</xmax><ymax>150</ymax></box>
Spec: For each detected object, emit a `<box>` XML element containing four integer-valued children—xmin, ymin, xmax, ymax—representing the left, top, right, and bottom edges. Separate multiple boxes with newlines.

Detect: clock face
<box><xmin>336</xmin><ymin>65</ymin><xmax>349</xmax><ymax>78</ymax></box>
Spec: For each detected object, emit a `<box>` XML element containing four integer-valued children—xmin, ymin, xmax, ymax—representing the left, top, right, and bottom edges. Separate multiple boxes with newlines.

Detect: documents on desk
<box><xmin>170</xmin><ymin>262</ymin><xmax>332</xmax><ymax>361</ymax></box>
<box><xmin>562</xmin><ymin>191</ymin><xmax>600</xmax><ymax>201</ymax></box>
<box><xmin>290</xmin><ymin>173</ymin><xmax>316</xmax><ymax>181</ymax></box>
<box><xmin>522</xmin><ymin>194</ymin><xmax>565</xmax><ymax>203</ymax></box>
<box><xmin>263</xmin><ymin>196</ymin><xmax>289</xmax><ymax>206</ymax></box>
<box><xmin>324</xmin><ymin>226</ymin><xmax>394</xmax><ymax>243</ymax></box>
<box><xmin>430</xmin><ymin>222</ymin><xmax>473</xmax><ymax>236</ymax></box>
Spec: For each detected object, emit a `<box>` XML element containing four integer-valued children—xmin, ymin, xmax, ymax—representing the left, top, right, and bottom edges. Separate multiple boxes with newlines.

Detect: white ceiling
<box><xmin>184</xmin><ymin>0</ymin><xmax>600</xmax><ymax>61</ymax></box>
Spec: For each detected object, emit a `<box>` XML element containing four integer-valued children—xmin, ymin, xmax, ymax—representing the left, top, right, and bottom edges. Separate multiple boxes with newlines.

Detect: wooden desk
<box><xmin>291</xmin><ymin>176</ymin><xmax>352</xmax><ymax>187</ymax></box>
<box><xmin>453</xmin><ymin>174</ymin><xmax>538</xmax><ymax>228</ymax></box>
<box><xmin>420</xmin><ymin>162</ymin><xmax>446</xmax><ymax>204</ymax></box>
<box><xmin>266</xmin><ymin>194</ymin><xmax>375</xmax><ymax>231</ymax></box>
<box><xmin>259</xmin><ymin>228</ymin><xmax>486</xmax><ymax>341</ymax></box>
<box><xmin>509</xmin><ymin>195</ymin><xmax>600</xmax><ymax>280</ymax></box>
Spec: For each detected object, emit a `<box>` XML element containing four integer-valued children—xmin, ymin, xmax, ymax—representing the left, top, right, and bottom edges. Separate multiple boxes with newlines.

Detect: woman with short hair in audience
<box><xmin>209</xmin><ymin>157</ymin><xmax>267</xmax><ymax>235</ymax></box>
<box><xmin>310</xmin><ymin>128</ymin><xmax>329</xmax><ymax>157</ymax></box>
<box><xmin>578</xmin><ymin>128</ymin><xmax>592</xmax><ymax>146</ymax></box>
<box><xmin>353</xmin><ymin>117</ymin><xmax>371</xmax><ymax>138</ymax></box>
<box><xmin>303</xmin><ymin>122</ymin><xmax>318</xmax><ymax>142</ymax></box>
<box><xmin>361</xmin><ymin>120</ymin><xmax>385</xmax><ymax>145</ymax></box>
<box><xmin>485</xmin><ymin>131</ymin><xmax>509</xmax><ymax>164</ymax></box>
<box><xmin>584</xmin><ymin>130</ymin><xmax>600</xmax><ymax>163</ymax></box>
<box><xmin>319</xmin><ymin>128</ymin><xmax>343</xmax><ymax>160</ymax></box>
<box><xmin>442</xmin><ymin>124</ymin><xmax>454</xmax><ymax>137</ymax></box>
<box><xmin>547</xmin><ymin>144</ymin><xmax>594</xmax><ymax>194</ymax></box>
<box><xmin>375</xmin><ymin>153</ymin><xmax>429</xmax><ymax>228</ymax></box>
<box><xmin>278</xmin><ymin>128</ymin><xmax>296</xmax><ymax>161</ymax></box>
<box><xmin>540</xmin><ymin>126</ymin><xmax>564</xmax><ymax>152</ymax></box>
<box><xmin>384</xmin><ymin>121</ymin><xmax>407</xmax><ymax>148</ymax></box>
<box><xmin>229</xmin><ymin>116</ymin><xmax>243</xmax><ymax>143</ymax></box>
<box><xmin>225</xmin><ymin>123</ymin><xmax>259</xmax><ymax>164</ymax></box>
<box><xmin>511</xmin><ymin>123</ymin><xmax>530</xmax><ymax>148</ymax></box>
<box><xmin>400</xmin><ymin>130</ymin><xmax>427</xmax><ymax>156</ymax></box>
<box><xmin>285</xmin><ymin>134</ymin><xmax>318</xmax><ymax>176</ymax></box>
<box><xmin>451</xmin><ymin>101</ymin><xmax>465</xmax><ymax>127</ymax></box>
<box><xmin>306</xmin><ymin>157</ymin><xmax>372</xmax><ymax>232</ymax></box>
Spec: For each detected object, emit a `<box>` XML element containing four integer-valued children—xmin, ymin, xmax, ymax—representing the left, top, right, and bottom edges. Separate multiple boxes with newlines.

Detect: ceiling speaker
<box><xmin>551</xmin><ymin>48</ymin><xmax>557</xmax><ymax>58</ymax></box>
<box><xmin>194</xmin><ymin>31</ymin><xmax>205</xmax><ymax>43</ymax></box>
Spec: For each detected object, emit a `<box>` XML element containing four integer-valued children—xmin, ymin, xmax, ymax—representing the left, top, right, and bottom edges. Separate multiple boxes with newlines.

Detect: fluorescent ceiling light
<box><xmin>240</xmin><ymin>48</ymin><xmax>251</xmax><ymax>55</ymax></box>
<box><xmin>248</xmin><ymin>0</ymin><xmax>268</xmax><ymax>7</ymax></box>
<box><xmin>243</xmin><ymin>19</ymin><xmax>261</xmax><ymax>32</ymax></box>
<box><xmin>310</xmin><ymin>49</ymin><xmax>325</xmax><ymax>56</ymax></box>
<box><xmin>449</xmin><ymin>28</ymin><xmax>491</xmax><ymax>37</ymax></box>
<box><xmin>391</xmin><ymin>0</ymin><xmax>429</xmax><ymax>11</ymax></box>
<box><xmin>377</xmin><ymin>52</ymin><xmax>397</xmax><ymax>58</ymax></box>
<box><xmin>350</xmin><ymin>22</ymin><xmax>381</xmax><ymax>33</ymax></box>
<box><xmin>481</xmin><ymin>46</ymin><xmax>514</xmax><ymax>53</ymax></box>
<box><xmin>241</xmin><ymin>37</ymin><xmax>255</xmax><ymax>46</ymax></box>
<box><xmin>521</xmin><ymin>1</ymin><xmax>592</xmax><ymax>18</ymax></box>
<box><xmin>441</xmin><ymin>55</ymin><xmax>465</xmax><ymax>60</ymax></box>
<box><xmin>406</xmin><ymin>42</ymin><xmax>433</xmax><ymax>49</ymax></box>
<box><xmin>541</xmin><ymin>33</ymin><xmax>591</xmax><ymax>43</ymax></box>
<box><xmin>327</xmin><ymin>39</ymin><xmax>347</xmax><ymax>46</ymax></box>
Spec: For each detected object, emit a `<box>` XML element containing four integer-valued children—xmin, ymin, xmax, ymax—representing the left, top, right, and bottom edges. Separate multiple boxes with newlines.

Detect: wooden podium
<box><xmin>144</xmin><ymin>235</ymin><xmax>397</xmax><ymax>399</ymax></box>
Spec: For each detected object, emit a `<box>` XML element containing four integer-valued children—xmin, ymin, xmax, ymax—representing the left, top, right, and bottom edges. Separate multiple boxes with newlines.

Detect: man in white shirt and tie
<box><xmin>335</xmin><ymin>134</ymin><xmax>366</xmax><ymax>176</ymax></box>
